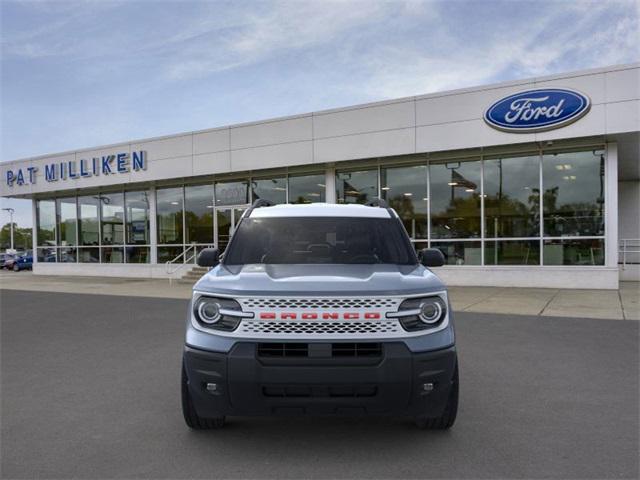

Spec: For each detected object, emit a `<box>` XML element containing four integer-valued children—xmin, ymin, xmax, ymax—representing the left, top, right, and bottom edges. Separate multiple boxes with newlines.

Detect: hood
<box><xmin>193</xmin><ymin>264</ymin><xmax>445</xmax><ymax>297</ymax></box>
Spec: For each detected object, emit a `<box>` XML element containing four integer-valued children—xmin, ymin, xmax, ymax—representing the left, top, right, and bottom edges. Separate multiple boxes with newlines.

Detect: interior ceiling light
<box><xmin>447</xmin><ymin>182</ymin><xmax>458</xmax><ymax>186</ymax></box>
<box><xmin>465</xmin><ymin>188</ymin><xmax>474</xmax><ymax>192</ymax></box>
<box><xmin>381</xmin><ymin>187</ymin><xmax>390</xmax><ymax>190</ymax></box>
<box><xmin>403</xmin><ymin>192</ymin><xmax>413</xmax><ymax>196</ymax></box>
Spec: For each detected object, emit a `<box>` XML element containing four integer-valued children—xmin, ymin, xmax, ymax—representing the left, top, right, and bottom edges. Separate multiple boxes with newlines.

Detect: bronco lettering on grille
<box><xmin>259</xmin><ymin>312</ymin><xmax>381</xmax><ymax>320</ymax></box>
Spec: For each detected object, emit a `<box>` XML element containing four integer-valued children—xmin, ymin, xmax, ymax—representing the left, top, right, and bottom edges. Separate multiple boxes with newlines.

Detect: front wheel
<box><xmin>12</xmin><ymin>264</ymin><xmax>19</xmax><ymax>272</ymax></box>
<box><xmin>181</xmin><ymin>363</ymin><xmax>225</xmax><ymax>430</ymax></box>
<box><xmin>415</xmin><ymin>362</ymin><xmax>459</xmax><ymax>430</ymax></box>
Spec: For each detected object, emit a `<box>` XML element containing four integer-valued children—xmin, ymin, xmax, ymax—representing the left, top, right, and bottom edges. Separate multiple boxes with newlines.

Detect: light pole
<box><xmin>2</xmin><ymin>207</ymin><xmax>15</xmax><ymax>251</ymax></box>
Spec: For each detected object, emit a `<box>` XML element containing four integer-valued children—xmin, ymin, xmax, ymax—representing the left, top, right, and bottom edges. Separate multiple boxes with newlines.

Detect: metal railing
<box><xmin>619</xmin><ymin>239</ymin><xmax>640</xmax><ymax>269</ymax></box>
<box><xmin>166</xmin><ymin>243</ymin><xmax>213</xmax><ymax>283</ymax></box>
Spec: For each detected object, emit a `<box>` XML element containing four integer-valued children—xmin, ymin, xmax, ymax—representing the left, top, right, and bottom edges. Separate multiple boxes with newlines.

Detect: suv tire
<box><xmin>415</xmin><ymin>362</ymin><xmax>458</xmax><ymax>430</ymax></box>
<box><xmin>181</xmin><ymin>363</ymin><xmax>225</xmax><ymax>430</ymax></box>
<box><xmin>13</xmin><ymin>264</ymin><xmax>19</xmax><ymax>272</ymax></box>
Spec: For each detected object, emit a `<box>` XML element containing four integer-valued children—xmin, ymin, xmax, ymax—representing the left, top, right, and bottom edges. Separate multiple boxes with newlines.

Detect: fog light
<box><xmin>422</xmin><ymin>383</ymin><xmax>434</xmax><ymax>392</ymax></box>
<box><xmin>206</xmin><ymin>383</ymin><xmax>218</xmax><ymax>392</ymax></box>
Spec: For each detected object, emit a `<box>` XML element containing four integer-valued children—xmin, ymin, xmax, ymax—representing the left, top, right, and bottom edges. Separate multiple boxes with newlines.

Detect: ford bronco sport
<box><xmin>182</xmin><ymin>199</ymin><xmax>458</xmax><ymax>429</ymax></box>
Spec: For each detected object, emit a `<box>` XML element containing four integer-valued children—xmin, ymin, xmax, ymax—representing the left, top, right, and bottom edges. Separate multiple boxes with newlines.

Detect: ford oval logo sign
<box><xmin>484</xmin><ymin>88</ymin><xmax>591</xmax><ymax>133</ymax></box>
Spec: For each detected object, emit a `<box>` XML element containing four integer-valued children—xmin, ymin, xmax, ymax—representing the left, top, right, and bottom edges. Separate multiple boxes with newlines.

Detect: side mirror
<box><xmin>197</xmin><ymin>248</ymin><xmax>220</xmax><ymax>267</ymax></box>
<box><xmin>419</xmin><ymin>248</ymin><xmax>445</xmax><ymax>267</ymax></box>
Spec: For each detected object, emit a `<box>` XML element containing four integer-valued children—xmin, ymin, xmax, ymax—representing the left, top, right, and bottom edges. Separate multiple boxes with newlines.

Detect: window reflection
<box><xmin>125</xmin><ymin>191</ymin><xmax>150</xmax><ymax>245</ymax></box>
<box><xmin>36</xmin><ymin>200</ymin><xmax>56</xmax><ymax>246</ymax></box>
<box><xmin>100</xmin><ymin>193</ymin><xmax>124</xmax><ymax>245</ymax></box>
<box><xmin>252</xmin><ymin>177</ymin><xmax>287</xmax><ymax>204</ymax></box>
<box><xmin>185</xmin><ymin>184</ymin><xmax>214</xmax><ymax>244</ymax></box>
<box><xmin>336</xmin><ymin>169</ymin><xmax>378</xmax><ymax>204</ymax></box>
<box><xmin>430</xmin><ymin>160</ymin><xmax>481</xmax><ymax>238</ymax></box>
<box><xmin>156</xmin><ymin>187</ymin><xmax>183</xmax><ymax>244</ymax></box>
<box><xmin>215</xmin><ymin>181</ymin><xmax>248</xmax><ymax>206</ymax></box>
<box><xmin>431</xmin><ymin>241</ymin><xmax>482</xmax><ymax>265</ymax></box>
<box><xmin>484</xmin><ymin>155</ymin><xmax>540</xmax><ymax>238</ymax></box>
<box><xmin>78</xmin><ymin>196</ymin><xmax>100</xmax><ymax>246</ymax></box>
<box><xmin>56</xmin><ymin>198</ymin><xmax>77</xmax><ymax>246</ymax></box>
<box><xmin>542</xmin><ymin>150</ymin><xmax>605</xmax><ymax>237</ymax></box>
<box><xmin>485</xmin><ymin>240</ymin><xmax>540</xmax><ymax>265</ymax></box>
<box><xmin>543</xmin><ymin>238</ymin><xmax>604</xmax><ymax>265</ymax></box>
<box><xmin>288</xmin><ymin>173</ymin><xmax>325</xmax><ymax>204</ymax></box>
<box><xmin>381</xmin><ymin>165</ymin><xmax>428</xmax><ymax>239</ymax></box>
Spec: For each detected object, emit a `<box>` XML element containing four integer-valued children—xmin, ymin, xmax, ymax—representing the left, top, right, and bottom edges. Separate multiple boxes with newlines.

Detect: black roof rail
<box><xmin>244</xmin><ymin>198</ymin><xmax>275</xmax><ymax>218</ymax></box>
<box><xmin>365</xmin><ymin>198</ymin><xmax>389</xmax><ymax>209</ymax></box>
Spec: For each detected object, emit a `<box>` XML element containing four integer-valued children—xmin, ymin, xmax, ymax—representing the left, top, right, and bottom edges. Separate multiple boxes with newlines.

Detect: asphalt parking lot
<box><xmin>1</xmin><ymin>289</ymin><xmax>638</xmax><ymax>479</ymax></box>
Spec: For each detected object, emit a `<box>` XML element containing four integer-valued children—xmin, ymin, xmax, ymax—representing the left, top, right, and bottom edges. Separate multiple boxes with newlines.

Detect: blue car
<box><xmin>13</xmin><ymin>253</ymin><xmax>33</xmax><ymax>271</ymax></box>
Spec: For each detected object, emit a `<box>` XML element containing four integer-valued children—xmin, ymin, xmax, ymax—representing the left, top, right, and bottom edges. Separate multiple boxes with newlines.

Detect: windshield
<box><xmin>223</xmin><ymin>217</ymin><xmax>417</xmax><ymax>265</ymax></box>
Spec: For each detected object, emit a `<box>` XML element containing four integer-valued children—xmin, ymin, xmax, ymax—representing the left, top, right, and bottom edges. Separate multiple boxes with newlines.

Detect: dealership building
<box><xmin>1</xmin><ymin>63</ymin><xmax>638</xmax><ymax>289</ymax></box>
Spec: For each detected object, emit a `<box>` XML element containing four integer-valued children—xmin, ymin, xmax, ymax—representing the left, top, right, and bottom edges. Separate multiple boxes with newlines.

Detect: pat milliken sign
<box><xmin>484</xmin><ymin>88</ymin><xmax>591</xmax><ymax>133</ymax></box>
<box><xmin>5</xmin><ymin>151</ymin><xmax>147</xmax><ymax>187</ymax></box>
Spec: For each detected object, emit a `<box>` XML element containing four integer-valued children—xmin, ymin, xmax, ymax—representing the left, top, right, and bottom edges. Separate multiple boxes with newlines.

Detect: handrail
<box><xmin>166</xmin><ymin>243</ymin><xmax>214</xmax><ymax>283</ymax></box>
<box><xmin>619</xmin><ymin>238</ymin><xmax>640</xmax><ymax>269</ymax></box>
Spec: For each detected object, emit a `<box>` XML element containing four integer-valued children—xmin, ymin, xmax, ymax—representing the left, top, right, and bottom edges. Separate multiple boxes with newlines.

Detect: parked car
<box><xmin>2</xmin><ymin>254</ymin><xmax>17</xmax><ymax>270</ymax></box>
<box><xmin>12</xmin><ymin>252</ymin><xmax>33</xmax><ymax>271</ymax></box>
<box><xmin>182</xmin><ymin>199</ymin><xmax>457</xmax><ymax>430</ymax></box>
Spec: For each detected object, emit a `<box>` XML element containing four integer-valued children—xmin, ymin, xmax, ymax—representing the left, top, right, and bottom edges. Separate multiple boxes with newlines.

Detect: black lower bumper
<box><xmin>183</xmin><ymin>342</ymin><xmax>456</xmax><ymax>418</ymax></box>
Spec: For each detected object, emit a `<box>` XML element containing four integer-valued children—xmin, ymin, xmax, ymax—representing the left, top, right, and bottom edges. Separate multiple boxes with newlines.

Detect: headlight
<box><xmin>390</xmin><ymin>295</ymin><xmax>447</xmax><ymax>331</ymax></box>
<box><xmin>193</xmin><ymin>296</ymin><xmax>248</xmax><ymax>331</ymax></box>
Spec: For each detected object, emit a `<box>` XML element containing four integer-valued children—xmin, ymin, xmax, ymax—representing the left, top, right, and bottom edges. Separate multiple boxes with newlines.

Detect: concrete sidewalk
<box><xmin>1</xmin><ymin>270</ymin><xmax>638</xmax><ymax>320</ymax></box>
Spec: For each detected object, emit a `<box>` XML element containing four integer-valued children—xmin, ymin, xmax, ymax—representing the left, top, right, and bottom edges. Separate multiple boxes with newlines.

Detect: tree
<box><xmin>0</xmin><ymin>223</ymin><xmax>32</xmax><ymax>251</ymax></box>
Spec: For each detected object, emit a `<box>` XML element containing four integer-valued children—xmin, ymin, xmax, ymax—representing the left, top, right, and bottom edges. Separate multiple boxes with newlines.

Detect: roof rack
<box><xmin>244</xmin><ymin>198</ymin><xmax>275</xmax><ymax>217</ymax></box>
<box><xmin>365</xmin><ymin>198</ymin><xmax>389</xmax><ymax>209</ymax></box>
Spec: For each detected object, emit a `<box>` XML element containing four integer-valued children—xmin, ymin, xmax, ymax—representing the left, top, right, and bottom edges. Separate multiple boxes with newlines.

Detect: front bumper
<box><xmin>183</xmin><ymin>342</ymin><xmax>457</xmax><ymax>418</ymax></box>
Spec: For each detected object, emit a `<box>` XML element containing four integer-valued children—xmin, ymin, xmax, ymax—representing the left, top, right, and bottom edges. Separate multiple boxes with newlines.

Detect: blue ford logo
<box><xmin>484</xmin><ymin>88</ymin><xmax>591</xmax><ymax>133</ymax></box>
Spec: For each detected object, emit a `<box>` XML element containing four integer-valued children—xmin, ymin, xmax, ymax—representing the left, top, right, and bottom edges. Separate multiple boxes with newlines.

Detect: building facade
<box><xmin>2</xmin><ymin>63</ymin><xmax>639</xmax><ymax>289</ymax></box>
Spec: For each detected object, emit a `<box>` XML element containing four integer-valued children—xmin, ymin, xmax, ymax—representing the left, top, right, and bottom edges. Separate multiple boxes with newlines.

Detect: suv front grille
<box><xmin>257</xmin><ymin>342</ymin><xmax>383</xmax><ymax>358</ymax></box>
<box><xmin>241</xmin><ymin>320</ymin><xmax>402</xmax><ymax>338</ymax></box>
<box><xmin>239</xmin><ymin>298</ymin><xmax>401</xmax><ymax>309</ymax></box>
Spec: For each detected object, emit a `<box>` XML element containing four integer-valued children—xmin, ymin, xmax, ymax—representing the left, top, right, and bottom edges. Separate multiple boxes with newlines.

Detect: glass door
<box><xmin>215</xmin><ymin>206</ymin><xmax>247</xmax><ymax>253</ymax></box>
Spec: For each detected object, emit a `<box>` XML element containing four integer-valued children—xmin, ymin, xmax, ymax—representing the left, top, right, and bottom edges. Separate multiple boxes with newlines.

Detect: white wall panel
<box><xmin>314</xmin><ymin>128</ymin><xmax>415</xmax><ymax>163</ymax></box>
<box><xmin>230</xmin><ymin>116</ymin><xmax>312</xmax><ymax>150</ymax></box>
<box><xmin>314</xmin><ymin>101</ymin><xmax>414</xmax><ymax>139</ymax></box>
<box><xmin>416</xmin><ymin>85</ymin><xmax>532</xmax><ymax>126</ymax></box>
<box><xmin>193</xmin><ymin>151</ymin><xmax>231</xmax><ymax>175</ymax></box>
<box><xmin>131</xmin><ymin>134</ymin><xmax>192</xmax><ymax>161</ymax></box>
<box><xmin>534</xmin><ymin>72</ymin><xmax>606</xmax><ymax>105</ymax></box>
<box><xmin>536</xmin><ymin>104</ymin><xmax>606</xmax><ymax>142</ymax></box>
<box><xmin>606</xmin><ymin>100</ymin><xmax>640</xmax><ymax>134</ymax></box>
<box><xmin>231</xmin><ymin>141</ymin><xmax>312</xmax><ymax>171</ymax></box>
<box><xmin>606</xmin><ymin>68</ymin><xmax>640</xmax><ymax>103</ymax></box>
<box><xmin>416</xmin><ymin>119</ymin><xmax>535</xmax><ymax>152</ymax></box>
<box><xmin>132</xmin><ymin>156</ymin><xmax>193</xmax><ymax>182</ymax></box>
<box><xmin>193</xmin><ymin>128</ymin><xmax>230</xmax><ymax>154</ymax></box>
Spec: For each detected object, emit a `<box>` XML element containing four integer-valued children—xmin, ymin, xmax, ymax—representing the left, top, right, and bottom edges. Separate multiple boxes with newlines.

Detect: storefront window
<box><xmin>430</xmin><ymin>160</ymin><xmax>481</xmax><ymax>238</ymax></box>
<box><xmin>252</xmin><ymin>177</ymin><xmax>287</xmax><ymax>204</ymax></box>
<box><xmin>125</xmin><ymin>191</ymin><xmax>150</xmax><ymax>245</ymax></box>
<box><xmin>77</xmin><ymin>196</ymin><xmax>100</xmax><ymax>246</ymax></box>
<box><xmin>542</xmin><ymin>150</ymin><xmax>605</xmax><ymax>237</ymax></box>
<box><xmin>288</xmin><ymin>173</ymin><xmax>325</xmax><ymax>204</ymax></box>
<box><xmin>485</xmin><ymin>240</ymin><xmax>540</xmax><ymax>265</ymax></box>
<box><xmin>156</xmin><ymin>187</ymin><xmax>183</xmax><ymax>244</ymax></box>
<box><xmin>36</xmin><ymin>199</ymin><xmax>56</xmax><ymax>246</ymax></box>
<box><xmin>381</xmin><ymin>165</ymin><xmax>428</xmax><ymax>239</ymax></box>
<box><xmin>78</xmin><ymin>247</ymin><xmax>99</xmax><ymax>263</ymax></box>
<box><xmin>484</xmin><ymin>155</ymin><xmax>540</xmax><ymax>238</ymax></box>
<box><xmin>157</xmin><ymin>246</ymin><xmax>183</xmax><ymax>264</ymax></box>
<box><xmin>126</xmin><ymin>246</ymin><xmax>150</xmax><ymax>264</ymax></box>
<box><xmin>215</xmin><ymin>180</ymin><xmax>248</xmax><ymax>206</ymax></box>
<box><xmin>431</xmin><ymin>241</ymin><xmax>482</xmax><ymax>265</ymax></box>
<box><xmin>56</xmin><ymin>197</ymin><xmax>77</xmax><ymax>247</ymax></box>
<box><xmin>185</xmin><ymin>184</ymin><xmax>214</xmax><ymax>244</ymax></box>
<box><xmin>336</xmin><ymin>169</ymin><xmax>378</xmax><ymax>204</ymax></box>
<box><xmin>543</xmin><ymin>238</ymin><xmax>604</xmax><ymax>265</ymax></box>
<box><xmin>100</xmin><ymin>192</ymin><xmax>124</xmax><ymax>245</ymax></box>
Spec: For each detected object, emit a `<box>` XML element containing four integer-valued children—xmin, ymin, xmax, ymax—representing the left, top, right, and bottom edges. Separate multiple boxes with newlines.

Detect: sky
<box><xmin>1</xmin><ymin>0</ymin><xmax>639</xmax><ymax>228</ymax></box>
